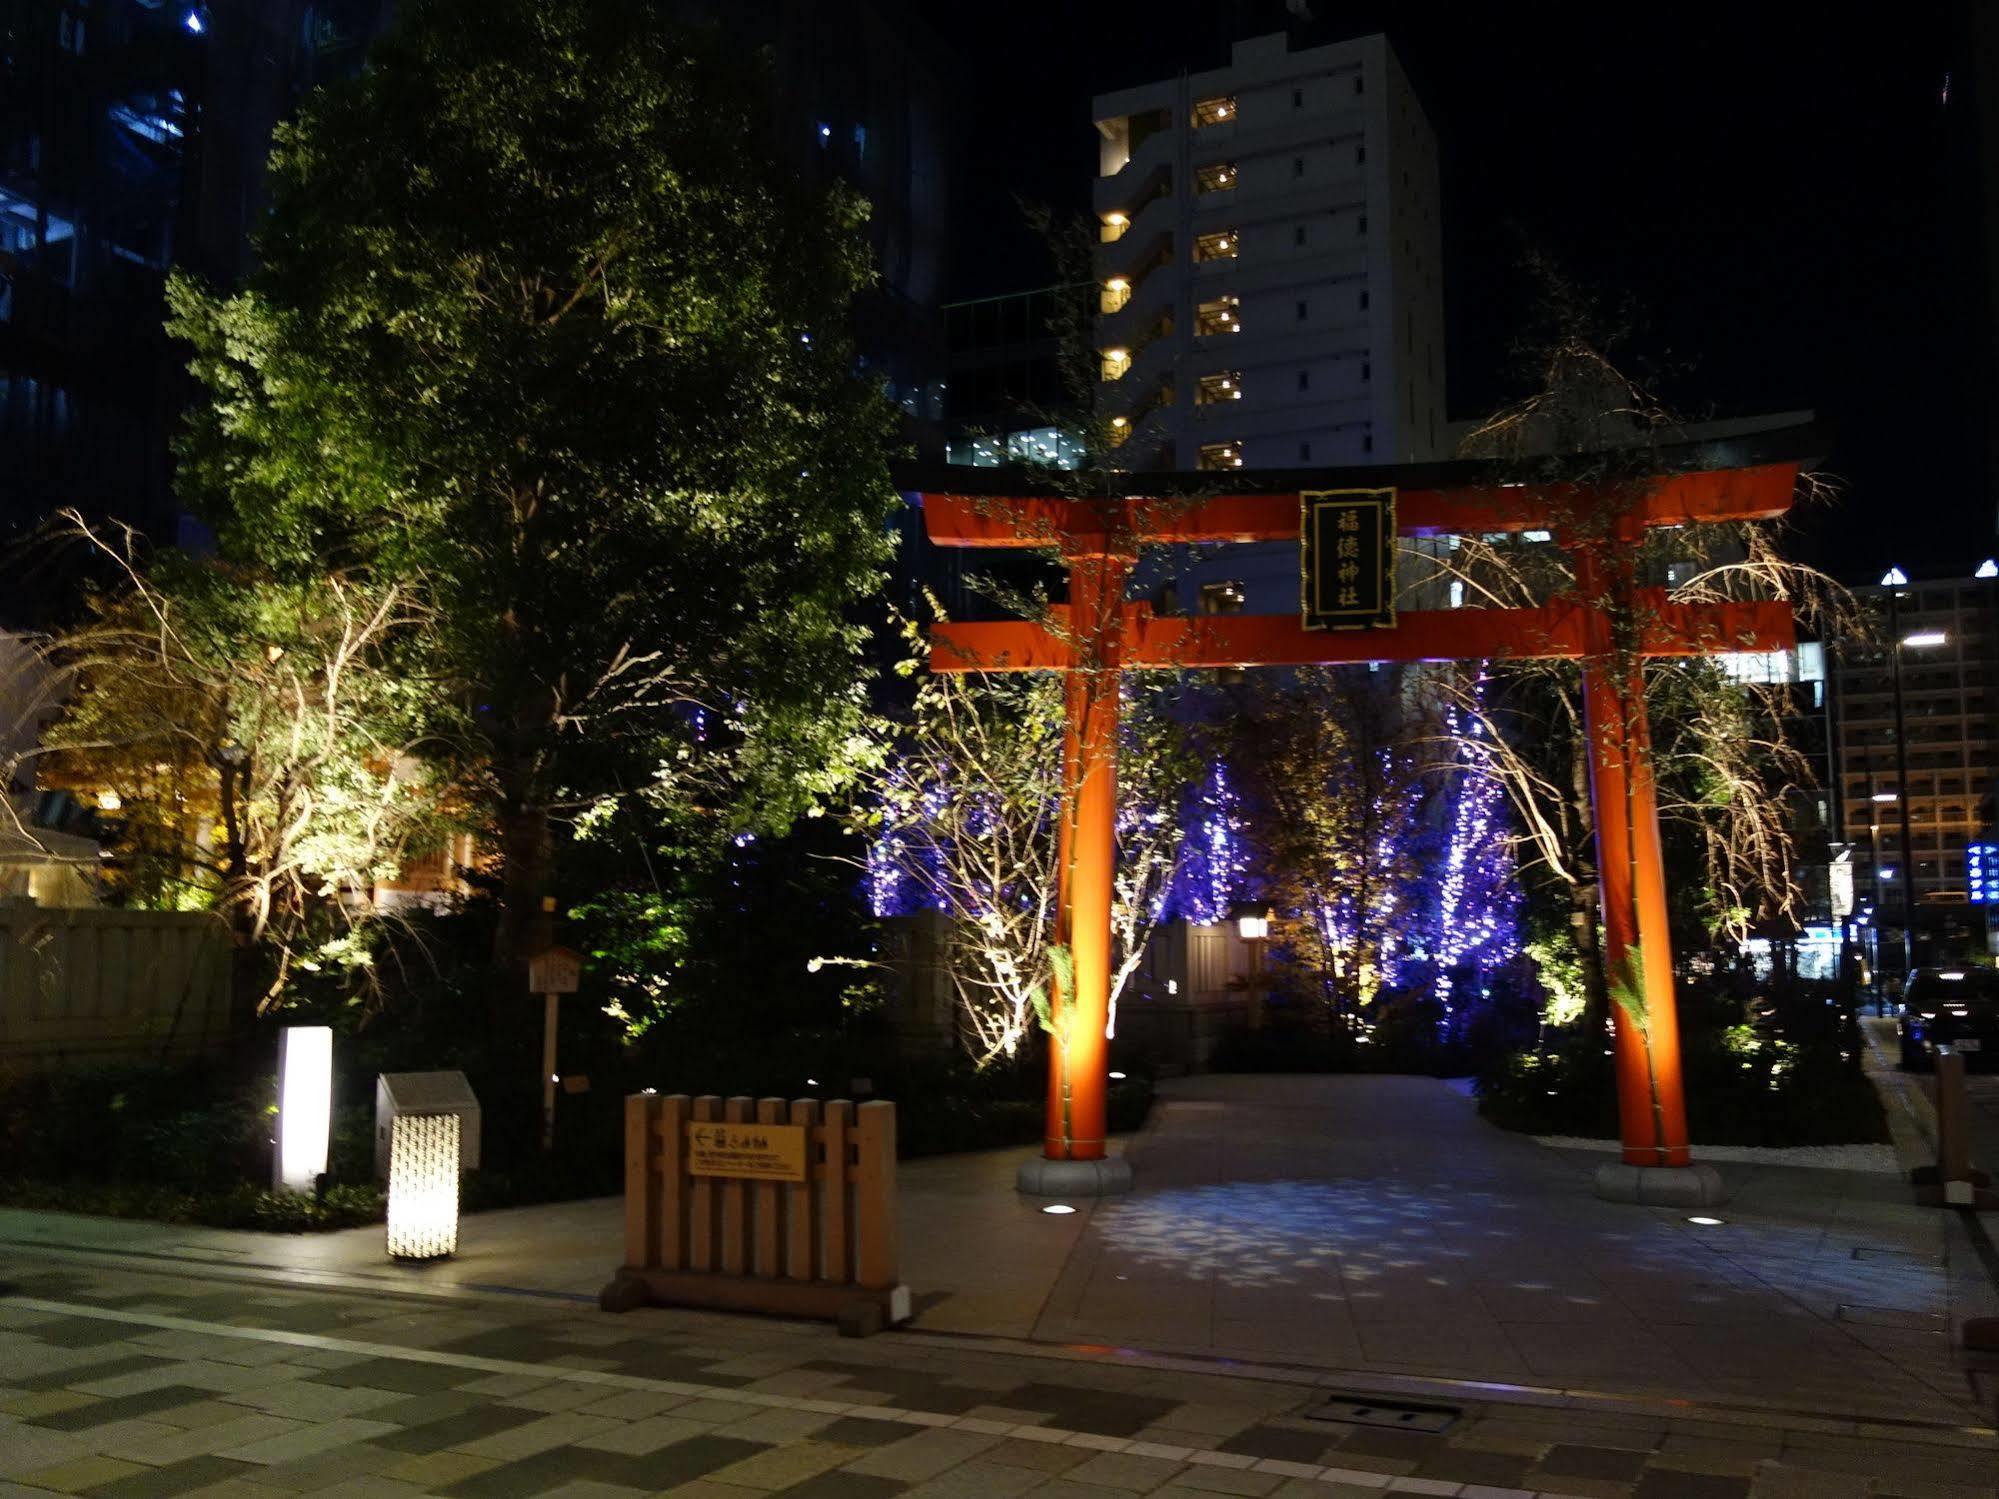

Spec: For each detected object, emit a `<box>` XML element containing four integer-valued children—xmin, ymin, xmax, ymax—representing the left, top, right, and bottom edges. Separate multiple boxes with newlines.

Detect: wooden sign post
<box><xmin>527</xmin><ymin>944</ymin><xmax>582</xmax><ymax>1153</ymax></box>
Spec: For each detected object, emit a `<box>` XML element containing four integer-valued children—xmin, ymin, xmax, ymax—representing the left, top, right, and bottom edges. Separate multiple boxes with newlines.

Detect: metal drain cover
<box><xmin>1851</xmin><ymin>1246</ymin><xmax>1943</xmax><ymax>1267</ymax></box>
<box><xmin>1301</xmin><ymin>1395</ymin><xmax>1459</xmax><ymax>1434</ymax></box>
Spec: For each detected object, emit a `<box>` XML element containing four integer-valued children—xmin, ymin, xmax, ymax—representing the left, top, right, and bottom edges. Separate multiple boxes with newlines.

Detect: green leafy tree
<box><xmin>168</xmin><ymin>0</ymin><xmax>899</xmax><ymax>977</ymax></box>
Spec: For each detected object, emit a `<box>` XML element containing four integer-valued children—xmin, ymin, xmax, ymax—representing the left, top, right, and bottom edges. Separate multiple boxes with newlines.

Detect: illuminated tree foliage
<box><xmin>167</xmin><ymin>0</ymin><xmax>898</xmax><ymax>982</ymax></box>
<box><xmin>857</xmin><ymin>635</ymin><xmax>1195</xmax><ymax>1068</ymax></box>
<box><xmin>1418</xmin><ymin>324</ymin><xmax>1854</xmax><ymax>1022</ymax></box>
<box><xmin>1429</xmin><ymin>688</ymin><xmax>1524</xmax><ymax>1031</ymax></box>
<box><xmin>1230</xmin><ymin>670</ymin><xmax>1429</xmax><ymax>1022</ymax></box>
<box><xmin>6</xmin><ymin>518</ymin><xmax>459</xmax><ymax>1014</ymax></box>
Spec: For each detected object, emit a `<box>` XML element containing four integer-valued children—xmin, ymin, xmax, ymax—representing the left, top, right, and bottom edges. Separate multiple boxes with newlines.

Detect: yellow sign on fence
<box><xmin>685</xmin><ymin>1120</ymin><xmax>809</xmax><ymax>1182</ymax></box>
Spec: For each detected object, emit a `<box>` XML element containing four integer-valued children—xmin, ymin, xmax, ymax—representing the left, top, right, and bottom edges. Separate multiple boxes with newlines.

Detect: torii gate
<box><xmin>915</xmin><ymin>427</ymin><xmax>1812</xmax><ymax>1202</ymax></box>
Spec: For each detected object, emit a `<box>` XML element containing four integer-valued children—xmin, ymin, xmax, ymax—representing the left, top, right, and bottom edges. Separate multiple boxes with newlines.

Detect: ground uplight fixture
<box><xmin>1685</xmin><ymin>1215</ymin><xmax>1726</xmax><ymax>1227</ymax></box>
<box><xmin>1042</xmin><ymin>1204</ymin><xmax>1077</xmax><ymax>1215</ymax></box>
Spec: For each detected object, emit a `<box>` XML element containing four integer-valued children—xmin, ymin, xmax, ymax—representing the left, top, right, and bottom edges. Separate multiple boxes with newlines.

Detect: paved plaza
<box><xmin>3</xmin><ymin>1068</ymin><xmax>1998</xmax><ymax>1496</ymax></box>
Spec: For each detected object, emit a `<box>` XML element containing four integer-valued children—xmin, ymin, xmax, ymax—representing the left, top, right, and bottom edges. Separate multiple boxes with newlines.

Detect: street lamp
<box><xmin>1230</xmin><ymin>899</ymin><xmax>1272</xmax><ymax>1031</ymax></box>
<box><xmin>1881</xmin><ymin>567</ymin><xmax>1948</xmax><ymax>980</ymax></box>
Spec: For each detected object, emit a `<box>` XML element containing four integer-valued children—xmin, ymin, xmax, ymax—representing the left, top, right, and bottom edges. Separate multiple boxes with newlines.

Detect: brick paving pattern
<box><xmin>1</xmin><ymin>1257</ymin><xmax>1994</xmax><ymax>1498</ymax></box>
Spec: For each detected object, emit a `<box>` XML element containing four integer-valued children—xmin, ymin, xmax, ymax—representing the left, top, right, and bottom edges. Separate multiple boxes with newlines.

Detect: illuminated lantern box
<box><xmin>386</xmin><ymin>1112</ymin><xmax>460</xmax><ymax>1260</ymax></box>
<box><xmin>373</xmin><ymin>1071</ymin><xmax>481</xmax><ymax>1179</ymax></box>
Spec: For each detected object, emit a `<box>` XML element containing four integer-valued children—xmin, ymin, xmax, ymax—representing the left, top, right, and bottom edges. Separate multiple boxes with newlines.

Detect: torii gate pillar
<box><xmin>1018</xmin><ymin>539</ymin><xmax>1138</xmax><ymax>1197</ymax></box>
<box><xmin>1574</xmin><ymin>530</ymin><xmax>1699</xmax><ymax>1184</ymax></box>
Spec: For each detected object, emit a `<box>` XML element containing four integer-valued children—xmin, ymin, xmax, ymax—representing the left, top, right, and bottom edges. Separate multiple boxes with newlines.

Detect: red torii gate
<box><xmin>915</xmin><ymin>429</ymin><xmax>1812</xmax><ymax>1200</ymax></box>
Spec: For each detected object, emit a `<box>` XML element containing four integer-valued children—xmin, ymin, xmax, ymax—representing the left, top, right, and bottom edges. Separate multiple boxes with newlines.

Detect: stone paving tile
<box><xmin>0</xmin><ymin>1423</ymin><xmax>94</xmax><ymax>1479</ymax></box>
<box><xmin>211</xmin><ymin>1377</ymin><xmax>407</xmax><ymax>1420</ymax></box>
<box><xmin>1631</xmin><ymin>1470</ymin><xmax>1752</xmax><ymax>1498</ymax></box>
<box><xmin>371</xmin><ymin>1402</ymin><xmax>545</xmax><ymax>1454</ymax></box>
<box><xmin>213</xmin><ymin>1415</ymin><xmax>398</xmax><ymax>1466</ymax></box>
<box><xmin>449</xmin><ymin>1408</ymin><xmax>622</xmax><ymax>1461</ymax></box>
<box><xmin>0</xmin><ymin>1388</ymin><xmax>96</xmax><ymax>1419</ymax></box>
<box><xmin>17</xmin><ymin>1454</ymin><xmax>147</xmax><ymax>1493</ymax></box>
<box><xmin>701</xmin><ymin>1436</ymin><xmax>855</xmax><ymax>1489</ymax></box>
<box><xmin>896</xmin><ymin>1456</ymin><xmax>1051</xmax><ymax>1498</ymax></box>
<box><xmin>20</xmin><ymin>1316</ymin><xmax>147</xmax><ymax>1349</ymax></box>
<box><xmin>95</xmin><ymin>1410</ymin><xmax>302</xmax><ymax>1467</ymax></box>
<box><xmin>839</xmin><ymin>1427</ymin><xmax>1005</xmax><ymax>1482</ymax></box>
<box><xmin>83</xmin><ymin>1454</ymin><xmax>264</xmax><ymax>1499</ymax></box>
<box><xmin>305</xmin><ymin>1356</ymin><xmax>484</xmax><ymax>1394</ymax></box>
<box><xmin>573</xmin><ymin>1412</ymin><xmax>714</xmax><ymax>1455</ymax></box>
<box><xmin>382</xmin><ymin>1449</ymin><xmax>501</xmax><ymax>1488</ymax></box>
<box><xmin>1062</xmin><ymin>1450</ymin><xmax>1191</xmax><ymax>1490</ymax></box>
<box><xmin>574</xmin><ymin>1386</ymin><xmax>691</xmax><ymax>1420</ymax></box>
<box><xmin>979</xmin><ymin>1436</ymin><xmax>1096</xmax><ymax>1472</ymax></box>
<box><xmin>1410</xmin><ymin>1444</ymin><xmax>1537</xmax><ymax>1487</ymax></box>
<box><xmin>1535</xmin><ymin>1443</ymin><xmax>1655</xmax><ymax>1481</ymax></box>
<box><xmin>1215</xmin><ymin>1426</ymin><xmax>1336</xmax><ymax>1465</ymax></box>
<box><xmin>11</xmin><ymin>1353</ymin><xmax>175</xmax><ymax>1392</ymax></box>
<box><xmin>439</xmin><ymin>1434</ymin><xmax>769</xmax><ymax>1498</ymax></box>
<box><xmin>218</xmin><ymin>1441</ymin><xmax>402</xmax><ymax>1494</ymax></box>
<box><xmin>1150</xmin><ymin>1466</ymin><xmax>1285</xmax><ymax>1495</ymax></box>
<box><xmin>764</xmin><ymin>1474</ymin><xmax>910</xmax><ymax>1499</ymax></box>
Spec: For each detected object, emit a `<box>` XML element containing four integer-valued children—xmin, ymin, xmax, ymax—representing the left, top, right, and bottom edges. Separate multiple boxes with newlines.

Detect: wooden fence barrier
<box><xmin>600</xmin><ymin>1093</ymin><xmax>911</xmax><ymax>1331</ymax></box>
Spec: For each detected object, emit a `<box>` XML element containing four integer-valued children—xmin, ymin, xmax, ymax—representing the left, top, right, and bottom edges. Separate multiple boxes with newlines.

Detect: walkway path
<box><xmin>4</xmin><ymin>1243</ymin><xmax>1997</xmax><ymax>1498</ymax></box>
<box><xmin>4</xmin><ymin>1071</ymin><xmax>1999</xmax><ymax>1495</ymax></box>
<box><xmin>1004</xmin><ymin>1075</ymin><xmax>1996</xmax><ymax>1428</ymax></box>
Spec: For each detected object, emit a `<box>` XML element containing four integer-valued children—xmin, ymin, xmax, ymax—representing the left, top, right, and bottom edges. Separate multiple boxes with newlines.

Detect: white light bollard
<box><xmin>386</xmin><ymin>1112</ymin><xmax>461</xmax><ymax>1260</ymax></box>
<box><xmin>274</xmin><ymin>1026</ymin><xmax>334</xmax><ymax>1194</ymax></box>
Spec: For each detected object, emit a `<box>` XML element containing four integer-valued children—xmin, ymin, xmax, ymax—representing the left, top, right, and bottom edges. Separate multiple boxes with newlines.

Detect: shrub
<box><xmin>1477</xmin><ymin>1016</ymin><xmax>1888</xmax><ymax>1147</ymax></box>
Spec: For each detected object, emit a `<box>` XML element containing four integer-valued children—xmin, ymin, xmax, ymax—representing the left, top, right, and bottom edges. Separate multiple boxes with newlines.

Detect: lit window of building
<box><xmin>1100</xmin><ymin>277</ymin><xmax>1131</xmax><ymax>314</ymax></box>
<box><xmin>1194</xmin><ymin>296</ymin><xmax>1240</xmax><ymax>337</ymax></box>
<box><xmin>1195</xmin><ymin>162</ymin><xmax>1237</xmax><ymax>194</ymax></box>
<box><xmin>1197</xmin><ymin>441</ymin><xmax>1244</xmax><ymax>470</ymax></box>
<box><xmin>1193</xmin><ymin>96</ymin><xmax>1237</xmax><ymax>127</ymax></box>
<box><xmin>1193</xmin><ymin>230</ymin><xmax>1238</xmax><ymax>262</ymax></box>
<box><xmin>1100</xmin><ymin>211</ymin><xmax>1128</xmax><ymax>243</ymax></box>
<box><xmin>1196</xmin><ymin>371</ymin><xmax>1243</xmax><ymax>404</ymax></box>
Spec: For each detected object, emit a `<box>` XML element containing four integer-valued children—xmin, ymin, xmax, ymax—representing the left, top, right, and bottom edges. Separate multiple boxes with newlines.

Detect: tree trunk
<box><xmin>496</xmin><ymin>795</ymin><xmax>555</xmax><ymax>974</ymax></box>
<box><xmin>492</xmin><ymin>671</ymin><xmax>560</xmax><ymax>982</ymax></box>
<box><xmin>1568</xmin><ymin>731</ymin><xmax>1611</xmax><ymax>1033</ymax></box>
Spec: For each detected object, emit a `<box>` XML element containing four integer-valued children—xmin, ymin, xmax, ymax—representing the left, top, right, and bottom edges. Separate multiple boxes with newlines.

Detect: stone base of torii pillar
<box><xmin>1592</xmin><ymin>1161</ymin><xmax>1729</xmax><ymax>1208</ymax></box>
<box><xmin>1017</xmin><ymin>1155</ymin><xmax>1134</xmax><ymax>1198</ymax></box>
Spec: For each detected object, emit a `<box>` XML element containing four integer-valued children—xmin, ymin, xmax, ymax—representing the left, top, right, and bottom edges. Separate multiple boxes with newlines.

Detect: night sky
<box><xmin>921</xmin><ymin>1</ymin><xmax>1996</xmax><ymax>583</ymax></box>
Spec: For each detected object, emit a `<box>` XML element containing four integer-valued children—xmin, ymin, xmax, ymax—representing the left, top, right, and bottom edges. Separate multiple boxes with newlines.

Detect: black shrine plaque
<box><xmin>1301</xmin><ymin>488</ymin><xmax>1397</xmax><ymax>631</ymax></box>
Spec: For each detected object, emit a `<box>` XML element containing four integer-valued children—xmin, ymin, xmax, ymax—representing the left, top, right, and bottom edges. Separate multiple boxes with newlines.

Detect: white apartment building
<box><xmin>1092</xmin><ymin>31</ymin><xmax>1446</xmax><ymax>617</ymax></box>
<box><xmin>1092</xmin><ymin>31</ymin><xmax>1446</xmax><ymax>478</ymax></box>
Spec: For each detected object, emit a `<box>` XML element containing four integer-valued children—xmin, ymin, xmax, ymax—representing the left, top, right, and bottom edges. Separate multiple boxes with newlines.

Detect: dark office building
<box><xmin>0</xmin><ymin>0</ymin><xmax>391</xmax><ymax>621</ymax></box>
<box><xmin>3</xmin><ymin>0</ymin><xmax>956</xmax><ymax>630</ymax></box>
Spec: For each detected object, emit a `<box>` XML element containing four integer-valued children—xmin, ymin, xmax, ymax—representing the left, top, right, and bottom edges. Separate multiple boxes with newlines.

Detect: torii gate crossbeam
<box><xmin>912</xmin><ymin>434</ymin><xmax>1810</xmax><ymax>1196</ymax></box>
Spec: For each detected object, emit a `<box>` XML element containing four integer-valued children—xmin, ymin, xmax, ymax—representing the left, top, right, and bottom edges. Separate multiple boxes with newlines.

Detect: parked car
<box><xmin>1897</xmin><ymin>967</ymin><xmax>1999</xmax><ymax>1069</ymax></box>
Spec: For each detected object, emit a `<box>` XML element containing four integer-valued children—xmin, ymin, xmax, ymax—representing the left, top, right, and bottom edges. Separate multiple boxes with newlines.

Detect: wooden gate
<box><xmin>601</xmin><ymin>1093</ymin><xmax>910</xmax><ymax>1331</ymax></box>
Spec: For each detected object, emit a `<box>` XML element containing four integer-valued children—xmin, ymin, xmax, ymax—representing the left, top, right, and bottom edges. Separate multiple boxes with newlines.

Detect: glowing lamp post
<box><xmin>274</xmin><ymin>1026</ymin><xmax>333</xmax><ymax>1194</ymax></box>
<box><xmin>1231</xmin><ymin>899</ymin><xmax>1272</xmax><ymax>1030</ymax></box>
